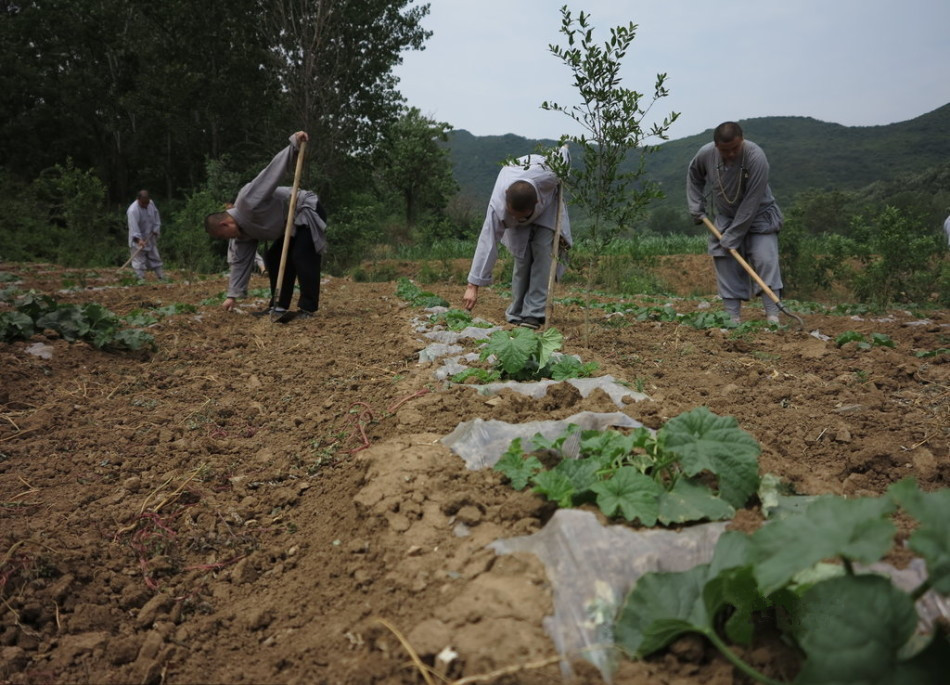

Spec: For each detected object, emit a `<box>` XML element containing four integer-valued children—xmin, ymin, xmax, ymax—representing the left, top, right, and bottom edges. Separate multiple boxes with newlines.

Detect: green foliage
<box><xmin>481</xmin><ymin>327</ymin><xmax>560</xmax><ymax>378</ymax></box>
<box><xmin>614</xmin><ymin>480</ymin><xmax>950</xmax><ymax>684</ymax></box>
<box><xmin>427</xmin><ymin>308</ymin><xmax>492</xmax><ymax>332</ymax></box>
<box><xmin>847</xmin><ymin>206</ymin><xmax>947</xmax><ymax>307</ymax></box>
<box><xmin>495</xmin><ymin>407</ymin><xmax>760</xmax><ymax>525</ymax></box>
<box><xmin>163</xmin><ymin>192</ymin><xmax>226</xmax><ymax>273</ymax></box>
<box><xmin>834</xmin><ymin>330</ymin><xmax>896</xmax><ymax>350</ymax></box>
<box><xmin>477</xmin><ymin>327</ymin><xmax>598</xmax><ymax>382</ymax></box>
<box><xmin>394</xmin><ymin>277</ymin><xmax>449</xmax><ymax>308</ymax></box>
<box><xmin>377</xmin><ymin>107</ymin><xmax>458</xmax><ymax>231</ymax></box>
<box><xmin>325</xmin><ymin>197</ymin><xmax>390</xmax><ymax>274</ymax></box>
<box><xmin>0</xmin><ymin>163</ymin><xmax>122</xmax><ymax>267</ymax></box>
<box><xmin>779</xmin><ymin>216</ymin><xmax>854</xmax><ymax>298</ymax></box>
<box><xmin>2</xmin><ymin>294</ymin><xmax>155</xmax><ymax>351</ymax></box>
<box><xmin>541</xmin><ymin>7</ymin><xmax>679</xmax><ymax>243</ymax></box>
<box><xmin>0</xmin><ymin>311</ymin><xmax>35</xmax><ymax>342</ymax></box>
<box><xmin>449</xmin><ymin>368</ymin><xmax>502</xmax><ymax>385</ymax></box>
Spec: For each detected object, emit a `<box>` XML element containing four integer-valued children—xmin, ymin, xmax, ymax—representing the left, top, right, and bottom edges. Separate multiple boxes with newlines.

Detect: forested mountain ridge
<box><xmin>446</xmin><ymin>103</ymin><xmax>950</xmax><ymax>211</ymax></box>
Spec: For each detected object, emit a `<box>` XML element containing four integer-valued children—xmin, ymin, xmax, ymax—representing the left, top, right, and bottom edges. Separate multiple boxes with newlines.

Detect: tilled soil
<box><xmin>0</xmin><ymin>258</ymin><xmax>947</xmax><ymax>685</ymax></box>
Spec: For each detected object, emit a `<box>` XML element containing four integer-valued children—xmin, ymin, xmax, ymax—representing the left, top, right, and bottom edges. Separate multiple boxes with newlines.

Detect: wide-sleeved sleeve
<box><xmin>226</xmin><ymin>239</ymin><xmax>259</xmax><ymax>299</ymax></box>
<box><xmin>686</xmin><ymin>149</ymin><xmax>709</xmax><ymax>220</ymax></box>
<box><xmin>235</xmin><ymin>134</ymin><xmax>301</xmax><ymax>210</ymax></box>
<box><xmin>127</xmin><ymin>205</ymin><xmax>142</xmax><ymax>245</ymax></box>
<box><xmin>467</xmin><ymin>207</ymin><xmax>505</xmax><ymax>286</ymax></box>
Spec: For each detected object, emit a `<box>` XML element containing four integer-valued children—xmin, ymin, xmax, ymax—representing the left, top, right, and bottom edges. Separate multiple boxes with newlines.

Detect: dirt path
<box><xmin>0</xmin><ymin>262</ymin><xmax>947</xmax><ymax>684</ymax></box>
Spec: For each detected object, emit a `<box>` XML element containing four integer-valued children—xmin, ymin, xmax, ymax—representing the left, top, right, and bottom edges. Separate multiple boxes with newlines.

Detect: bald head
<box><xmin>713</xmin><ymin>122</ymin><xmax>743</xmax><ymax>144</ymax></box>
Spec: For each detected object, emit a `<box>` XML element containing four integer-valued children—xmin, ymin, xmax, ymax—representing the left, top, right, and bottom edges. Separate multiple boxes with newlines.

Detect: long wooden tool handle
<box><xmin>544</xmin><ymin>182</ymin><xmax>564</xmax><ymax>325</ymax></box>
<box><xmin>273</xmin><ymin>140</ymin><xmax>308</xmax><ymax>308</ymax></box>
<box><xmin>120</xmin><ymin>244</ymin><xmax>145</xmax><ymax>270</ymax></box>
<box><xmin>701</xmin><ymin>216</ymin><xmax>781</xmax><ymax>305</ymax></box>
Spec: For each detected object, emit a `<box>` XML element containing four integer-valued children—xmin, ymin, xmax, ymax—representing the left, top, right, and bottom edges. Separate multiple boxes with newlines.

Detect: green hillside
<box><xmin>447</xmin><ymin>103</ymin><xmax>950</xmax><ymax>215</ymax></box>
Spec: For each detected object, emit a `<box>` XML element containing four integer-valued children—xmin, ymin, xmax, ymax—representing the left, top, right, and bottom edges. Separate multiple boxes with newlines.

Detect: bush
<box><xmin>163</xmin><ymin>190</ymin><xmax>229</xmax><ymax>274</ymax></box>
<box><xmin>0</xmin><ymin>164</ymin><xmax>122</xmax><ymax>267</ymax></box>
<box><xmin>848</xmin><ymin>206</ymin><xmax>947</xmax><ymax>307</ymax></box>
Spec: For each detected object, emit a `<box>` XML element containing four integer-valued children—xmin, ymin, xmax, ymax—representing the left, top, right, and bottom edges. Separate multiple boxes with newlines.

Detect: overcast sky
<box><xmin>394</xmin><ymin>0</ymin><xmax>950</xmax><ymax>142</ymax></box>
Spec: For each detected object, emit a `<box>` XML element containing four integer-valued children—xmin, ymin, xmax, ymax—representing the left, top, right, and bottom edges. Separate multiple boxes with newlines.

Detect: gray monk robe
<box><xmin>126</xmin><ymin>199</ymin><xmax>164</xmax><ymax>279</ymax></box>
<box><xmin>686</xmin><ymin>139</ymin><xmax>783</xmax><ymax>304</ymax></box>
<box><xmin>224</xmin><ymin>134</ymin><xmax>327</xmax><ymax>301</ymax></box>
<box><xmin>467</xmin><ymin>152</ymin><xmax>572</xmax><ymax>323</ymax></box>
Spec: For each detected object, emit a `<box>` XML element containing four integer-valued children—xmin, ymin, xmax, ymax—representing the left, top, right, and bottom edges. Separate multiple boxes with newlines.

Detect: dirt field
<box><xmin>1</xmin><ymin>257</ymin><xmax>947</xmax><ymax>685</ymax></box>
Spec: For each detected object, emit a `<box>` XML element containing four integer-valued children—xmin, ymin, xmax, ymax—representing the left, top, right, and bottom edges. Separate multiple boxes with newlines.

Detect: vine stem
<box><xmin>705</xmin><ymin>631</ymin><xmax>788</xmax><ymax>685</ymax></box>
<box><xmin>910</xmin><ymin>578</ymin><xmax>932</xmax><ymax>602</ymax></box>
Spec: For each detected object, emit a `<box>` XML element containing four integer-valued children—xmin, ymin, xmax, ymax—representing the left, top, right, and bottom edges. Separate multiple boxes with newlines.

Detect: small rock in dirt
<box><xmin>352</xmin><ymin>568</ymin><xmax>372</xmax><ymax>587</ymax></box>
<box><xmin>244</xmin><ymin>607</ymin><xmax>275</xmax><ymax>631</ymax></box>
<box><xmin>910</xmin><ymin>447</ymin><xmax>938</xmax><ymax>480</ymax></box>
<box><xmin>136</xmin><ymin>630</ymin><xmax>165</xmax><ymax>661</ymax></box>
<box><xmin>346</xmin><ymin>539</ymin><xmax>370</xmax><ymax>554</ymax></box>
<box><xmin>231</xmin><ymin>557</ymin><xmax>258</xmax><ymax>584</ymax></box>
<box><xmin>48</xmin><ymin>573</ymin><xmax>75</xmax><ymax>602</ymax></box>
<box><xmin>455</xmin><ymin>505</ymin><xmax>482</xmax><ymax>526</ymax></box>
<box><xmin>119</xmin><ymin>583</ymin><xmax>151</xmax><ymax>610</ymax></box>
<box><xmin>406</xmin><ymin>618</ymin><xmax>450</xmax><ymax>657</ymax></box>
<box><xmin>385</xmin><ymin>512</ymin><xmax>411</xmax><ymax>532</ymax></box>
<box><xmin>833</xmin><ymin>428</ymin><xmax>852</xmax><ymax>443</ymax></box>
<box><xmin>122</xmin><ymin>476</ymin><xmax>142</xmax><ymax>493</ymax></box>
<box><xmin>136</xmin><ymin>594</ymin><xmax>173</xmax><ymax>629</ymax></box>
<box><xmin>108</xmin><ymin>635</ymin><xmax>141</xmax><ymax>665</ymax></box>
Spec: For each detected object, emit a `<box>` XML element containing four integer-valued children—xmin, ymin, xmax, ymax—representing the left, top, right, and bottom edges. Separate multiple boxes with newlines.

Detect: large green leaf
<box><xmin>615</xmin><ymin>565</ymin><xmax>711</xmax><ymax>657</ymax></box>
<box><xmin>482</xmin><ymin>327</ymin><xmax>537</xmax><ymax>376</ymax></box>
<box><xmin>532</xmin><ymin>469</ymin><xmax>575</xmax><ymax>508</ymax></box>
<box><xmin>0</xmin><ymin>311</ymin><xmax>35</xmax><ymax>341</ymax></box>
<box><xmin>657</xmin><ymin>478</ymin><xmax>735</xmax><ymax>525</ymax></box>
<box><xmin>589</xmin><ymin>466</ymin><xmax>662</xmax><ymax>525</ymax></box>
<box><xmin>36</xmin><ymin>305</ymin><xmax>90</xmax><ymax>342</ymax></box>
<box><xmin>888</xmin><ymin>479</ymin><xmax>950</xmax><ymax>593</ymax></box>
<box><xmin>14</xmin><ymin>291</ymin><xmax>57</xmax><ymax>319</ymax></box>
<box><xmin>702</xmin><ymin>532</ymin><xmax>766</xmax><ymax>645</ymax></box>
<box><xmin>551</xmin><ymin>457</ymin><xmax>601</xmax><ymax>494</ymax></box>
<box><xmin>536</xmin><ymin>327</ymin><xmax>563</xmax><ymax>370</ymax></box>
<box><xmin>493</xmin><ymin>439</ymin><xmax>542</xmax><ymax>490</ymax></box>
<box><xmin>793</xmin><ymin>574</ymin><xmax>949</xmax><ymax>684</ymax></box>
<box><xmin>579</xmin><ymin>429</ymin><xmax>638</xmax><ymax>464</ymax></box>
<box><xmin>660</xmin><ymin>406</ymin><xmax>761</xmax><ymax>508</ymax></box>
<box><xmin>750</xmin><ymin>495</ymin><xmax>896</xmax><ymax>595</ymax></box>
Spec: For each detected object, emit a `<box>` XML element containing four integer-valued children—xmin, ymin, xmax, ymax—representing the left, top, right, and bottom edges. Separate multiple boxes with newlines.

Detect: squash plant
<box><xmin>615</xmin><ymin>479</ymin><xmax>950</xmax><ymax>684</ymax></box>
<box><xmin>495</xmin><ymin>406</ymin><xmax>760</xmax><ymax>525</ymax></box>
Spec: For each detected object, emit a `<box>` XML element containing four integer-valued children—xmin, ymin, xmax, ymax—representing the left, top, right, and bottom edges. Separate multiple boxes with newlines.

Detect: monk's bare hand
<box><xmin>462</xmin><ymin>284</ymin><xmax>478</xmax><ymax>311</ymax></box>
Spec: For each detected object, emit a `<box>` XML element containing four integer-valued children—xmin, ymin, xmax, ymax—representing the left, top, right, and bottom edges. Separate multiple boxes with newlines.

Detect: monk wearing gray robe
<box><xmin>204</xmin><ymin>132</ymin><xmax>327</xmax><ymax>318</ymax></box>
<box><xmin>127</xmin><ymin>190</ymin><xmax>165</xmax><ymax>280</ymax></box>
<box><xmin>687</xmin><ymin>121</ymin><xmax>783</xmax><ymax>323</ymax></box>
<box><xmin>463</xmin><ymin>148</ymin><xmax>571</xmax><ymax>329</ymax></box>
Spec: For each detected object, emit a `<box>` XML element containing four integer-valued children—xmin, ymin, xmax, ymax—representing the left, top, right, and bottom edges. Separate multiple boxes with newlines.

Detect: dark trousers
<box><xmin>264</xmin><ymin>228</ymin><xmax>321</xmax><ymax>313</ymax></box>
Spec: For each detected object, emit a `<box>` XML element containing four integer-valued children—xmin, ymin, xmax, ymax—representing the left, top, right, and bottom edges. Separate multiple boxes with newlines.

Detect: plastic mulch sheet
<box><xmin>490</xmin><ymin>509</ymin><xmax>728</xmax><ymax>682</ymax></box>
<box><xmin>441</xmin><ymin>411</ymin><xmax>644</xmax><ymax>470</ymax></box>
